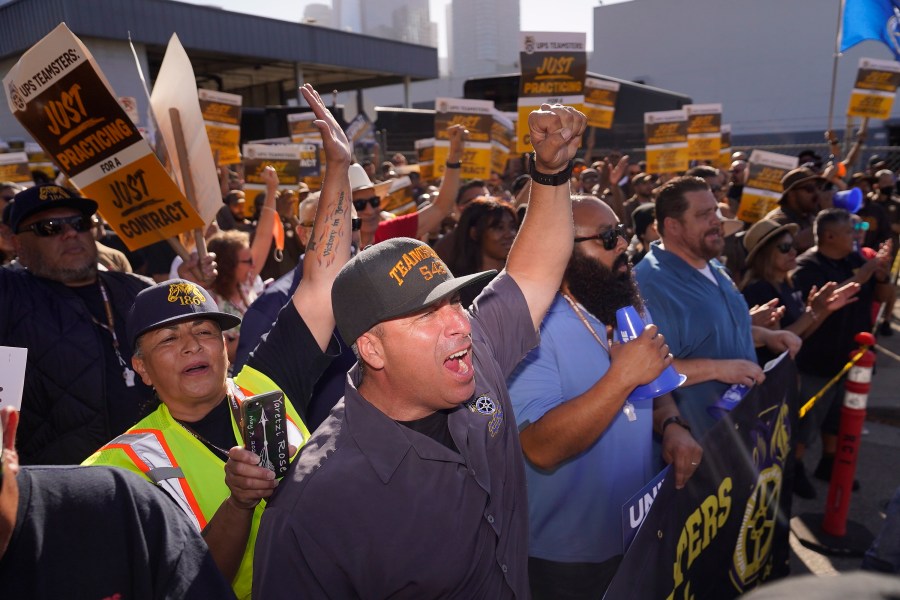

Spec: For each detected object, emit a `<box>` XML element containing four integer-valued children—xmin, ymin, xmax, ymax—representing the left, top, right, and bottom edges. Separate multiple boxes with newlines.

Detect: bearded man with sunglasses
<box><xmin>1</xmin><ymin>184</ymin><xmax>213</xmax><ymax>465</ymax></box>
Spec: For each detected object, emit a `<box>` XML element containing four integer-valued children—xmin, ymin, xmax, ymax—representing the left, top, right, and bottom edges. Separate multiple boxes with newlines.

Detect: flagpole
<box><xmin>828</xmin><ymin>0</ymin><xmax>846</xmax><ymax>135</ymax></box>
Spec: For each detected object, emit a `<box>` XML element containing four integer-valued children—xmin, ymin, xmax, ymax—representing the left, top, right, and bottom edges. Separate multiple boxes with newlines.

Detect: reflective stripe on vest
<box><xmin>104</xmin><ymin>429</ymin><xmax>207</xmax><ymax>531</ymax></box>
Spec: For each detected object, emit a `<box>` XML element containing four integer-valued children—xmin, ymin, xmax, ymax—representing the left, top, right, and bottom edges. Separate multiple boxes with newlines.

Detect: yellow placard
<box><xmin>204</xmin><ymin>123</ymin><xmax>241</xmax><ymax>165</ymax></box>
<box><xmin>644</xmin><ymin>110</ymin><xmax>688</xmax><ymax>173</ymax></box>
<box><xmin>584</xmin><ymin>78</ymin><xmax>619</xmax><ymax>129</ymax></box>
<box><xmin>3</xmin><ymin>23</ymin><xmax>202</xmax><ymax>251</ymax></box>
<box><xmin>80</xmin><ymin>153</ymin><xmax>204</xmax><ymax>248</ymax></box>
<box><xmin>415</xmin><ymin>138</ymin><xmax>434</xmax><ymax>181</ymax></box>
<box><xmin>847</xmin><ymin>57</ymin><xmax>900</xmax><ymax>119</ymax></box>
<box><xmin>646</xmin><ymin>146</ymin><xmax>690</xmax><ymax>175</ymax></box>
<box><xmin>0</xmin><ymin>152</ymin><xmax>31</xmax><ymax>183</ymax></box>
<box><xmin>433</xmin><ymin>145</ymin><xmax>491</xmax><ymax>180</ymax></box>
<box><xmin>718</xmin><ymin>125</ymin><xmax>733</xmax><ymax>169</ymax></box>
<box><xmin>686</xmin><ymin>104</ymin><xmax>721</xmax><ymax>162</ymax></box>
<box><xmin>737</xmin><ymin>189</ymin><xmax>781</xmax><ymax>224</ymax></box>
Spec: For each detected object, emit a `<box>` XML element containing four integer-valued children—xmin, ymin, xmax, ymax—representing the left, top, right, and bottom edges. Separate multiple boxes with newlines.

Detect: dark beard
<box><xmin>564</xmin><ymin>250</ymin><xmax>644</xmax><ymax>326</ymax></box>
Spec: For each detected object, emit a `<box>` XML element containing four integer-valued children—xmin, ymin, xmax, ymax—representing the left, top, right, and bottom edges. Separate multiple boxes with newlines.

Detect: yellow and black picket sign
<box><xmin>415</xmin><ymin>138</ymin><xmax>435</xmax><ymax>181</ymax></box>
<box><xmin>434</xmin><ymin>97</ymin><xmax>494</xmax><ymax>180</ymax></box>
<box><xmin>288</xmin><ymin>113</ymin><xmax>321</xmax><ymax>144</ymax></box>
<box><xmin>644</xmin><ymin>109</ymin><xmax>688</xmax><ymax>174</ymax></box>
<box><xmin>3</xmin><ymin>23</ymin><xmax>203</xmax><ymax>251</ymax></box>
<box><xmin>584</xmin><ymin>78</ymin><xmax>619</xmax><ymax>129</ymax></box>
<box><xmin>517</xmin><ymin>31</ymin><xmax>586</xmax><ymax>153</ymax></box>
<box><xmin>736</xmin><ymin>149</ymin><xmax>797</xmax><ymax>224</ymax></box>
<box><xmin>0</xmin><ymin>152</ymin><xmax>31</xmax><ymax>183</ymax></box>
<box><xmin>847</xmin><ymin>57</ymin><xmax>900</xmax><ymax>120</ymax></box>
<box><xmin>199</xmin><ymin>88</ymin><xmax>242</xmax><ymax>165</ymax></box>
<box><xmin>718</xmin><ymin>124</ymin><xmax>733</xmax><ymax>170</ymax></box>
<box><xmin>686</xmin><ymin>103</ymin><xmax>722</xmax><ymax>162</ymax></box>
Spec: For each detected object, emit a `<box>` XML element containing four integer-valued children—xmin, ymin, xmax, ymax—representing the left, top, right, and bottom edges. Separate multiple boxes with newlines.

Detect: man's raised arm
<box><xmin>505</xmin><ymin>104</ymin><xmax>586</xmax><ymax>330</ymax></box>
<box><xmin>292</xmin><ymin>84</ymin><xmax>353</xmax><ymax>350</ymax></box>
<box><xmin>415</xmin><ymin>124</ymin><xmax>467</xmax><ymax>237</ymax></box>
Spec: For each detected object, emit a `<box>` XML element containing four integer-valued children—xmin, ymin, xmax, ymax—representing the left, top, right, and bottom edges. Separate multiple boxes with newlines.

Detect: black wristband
<box><xmin>661</xmin><ymin>415</ymin><xmax>691</xmax><ymax>434</ymax></box>
<box><xmin>445</xmin><ymin>161</ymin><xmax>461</xmax><ymax>169</ymax></box>
<box><xmin>529</xmin><ymin>153</ymin><xmax>574</xmax><ymax>186</ymax></box>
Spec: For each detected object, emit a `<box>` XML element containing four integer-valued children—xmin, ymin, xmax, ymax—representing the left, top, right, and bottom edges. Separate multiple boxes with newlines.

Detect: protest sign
<box><xmin>491</xmin><ymin>111</ymin><xmax>515</xmax><ymax>177</ymax></box>
<box><xmin>584</xmin><ymin>77</ymin><xmax>619</xmax><ymax>129</ymax></box>
<box><xmin>517</xmin><ymin>32</ymin><xmax>586</xmax><ymax>153</ymax></box>
<box><xmin>198</xmin><ymin>88</ymin><xmax>242</xmax><ymax>166</ymax></box>
<box><xmin>718</xmin><ymin>124</ymin><xmax>733</xmax><ymax>170</ymax></box>
<box><xmin>605</xmin><ymin>358</ymin><xmax>797</xmax><ymax>600</ymax></box>
<box><xmin>434</xmin><ymin>97</ymin><xmax>494</xmax><ymax>180</ymax></box>
<box><xmin>3</xmin><ymin>23</ymin><xmax>203</xmax><ymax>251</ymax></box>
<box><xmin>416</xmin><ymin>138</ymin><xmax>435</xmax><ymax>180</ymax></box>
<box><xmin>151</xmin><ymin>33</ymin><xmax>223</xmax><ymax>227</ymax></box>
<box><xmin>737</xmin><ymin>150</ymin><xmax>798</xmax><ymax>223</ymax></box>
<box><xmin>686</xmin><ymin>103</ymin><xmax>722</xmax><ymax>162</ymax></box>
<box><xmin>644</xmin><ymin>109</ymin><xmax>689</xmax><ymax>174</ymax></box>
<box><xmin>344</xmin><ymin>112</ymin><xmax>374</xmax><ymax>147</ymax></box>
<box><xmin>847</xmin><ymin>57</ymin><xmax>900</xmax><ymax>119</ymax></box>
<box><xmin>0</xmin><ymin>346</ymin><xmax>28</xmax><ymax>412</ymax></box>
<box><xmin>0</xmin><ymin>152</ymin><xmax>30</xmax><ymax>183</ymax></box>
<box><xmin>242</xmin><ymin>142</ymin><xmax>319</xmax><ymax>208</ymax></box>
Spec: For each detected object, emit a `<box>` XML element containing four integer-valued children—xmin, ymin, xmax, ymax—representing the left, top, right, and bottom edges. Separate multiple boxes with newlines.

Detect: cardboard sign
<box><xmin>0</xmin><ymin>346</ymin><xmax>28</xmax><ymax>412</ymax></box>
<box><xmin>434</xmin><ymin>97</ymin><xmax>494</xmax><ymax>180</ymax></box>
<box><xmin>0</xmin><ymin>152</ymin><xmax>30</xmax><ymax>183</ymax></box>
<box><xmin>737</xmin><ymin>150</ymin><xmax>798</xmax><ymax>223</ymax></box>
<box><xmin>584</xmin><ymin>77</ymin><xmax>619</xmax><ymax>129</ymax></box>
<box><xmin>517</xmin><ymin>31</ymin><xmax>587</xmax><ymax>153</ymax></box>
<box><xmin>491</xmin><ymin>111</ymin><xmax>515</xmax><ymax>176</ymax></box>
<box><xmin>3</xmin><ymin>23</ymin><xmax>203</xmax><ymax>251</ymax></box>
<box><xmin>847</xmin><ymin>57</ymin><xmax>900</xmax><ymax>119</ymax></box>
<box><xmin>344</xmin><ymin>112</ymin><xmax>373</xmax><ymax>146</ymax></box>
<box><xmin>151</xmin><ymin>33</ymin><xmax>223</xmax><ymax>227</ymax></box>
<box><xmin>686</xmin><ymin>103</ymin><xmax>722</xmax><ymax>162</ymax></box>
<box><xmin>242</xmin><ymin>143</ymin><xmax>319</xmax><ymax>189</ymax></box>
<box><xmin>644</xmin><ymin>109</ymin><xmax>689</xmax><ymax>174</ymax></box>
<box><xmin>416</xmin><ymin>137</ymin><xmax>435</xmax><ymax>180</ymax></box>
<box><xmin>288</xmin><ymin>112</ymin><xmax>322</xmax><ymax>144</ymax></box>
<box><xmin>718</xmin><ymin>124</ymin><xmax>733</xmax><ymax>170</ymax></box>
<box><xmin>199</xmin><ymin>88</ymin><xmax>242</xmax><ymax>166</ymax></box>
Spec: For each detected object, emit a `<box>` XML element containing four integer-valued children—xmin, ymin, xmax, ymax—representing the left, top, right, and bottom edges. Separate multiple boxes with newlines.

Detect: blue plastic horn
<box><xmin>832</xmin><ymin>187</ymin><xmax>863</xmax><ymax>214</ymax></box>
<box><xmin>615</xmin><ymin>306</ymin><xmax>687</xmax><ymax>402</ymax></box>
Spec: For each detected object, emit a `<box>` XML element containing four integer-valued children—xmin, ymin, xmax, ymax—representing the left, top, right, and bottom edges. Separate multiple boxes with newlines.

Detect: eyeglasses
<box><xmin>18</xmin><ymin>214</ymin><xmax>92</xmax><ymax>237</ymax></box>
<box><xmin>854</xmin><ymin>221</ymin><xmax>870</xmax><ymax>231</ymax></box>
<box><xmin>353</xmin><ymin>197</ymin><xmax>381</xmax><ymax>211</ymax></box>
<box><xmin>300</xmin><ymin>218</ymin><xmax>362</xmax><ymax>231</ymax></box>
<box><xmin>574</xmin><ymin>223</ymin><xmax>628</xmax><ymax>250</ymax></box>
<box><xmin>775</xmin><ymin>242</ymin><xmax>794</xmax><ymax>254</ymax></box>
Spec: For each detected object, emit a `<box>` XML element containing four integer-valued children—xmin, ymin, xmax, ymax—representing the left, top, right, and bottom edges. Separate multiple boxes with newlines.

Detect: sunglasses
<box><xmin>353</xmin><ymin>197</ymin><xmax>381</xmax><ymax>211</ymax></box>
<box><xmin>775</xmin><ymin>241</ymin><xmax>794</xmax><ymax>254</ymax></box>
<box><xmin>300</xmin><ymin>218</ymin><xmax>362</xmax><ymax>231</ymax></box>
<box><xmin>854</xmin><ymin>221</ymin><xmax>870</xmax><ymax>231</ymax></box>
<box><xmin>574</xmin><ymin>223</ymin><xmax>628</xmax><ymax>250</ymax></box>
<box><xmin>18</xmin><ymin>214</ymin><xmax>92</xmax><ymax>237</ymax></box>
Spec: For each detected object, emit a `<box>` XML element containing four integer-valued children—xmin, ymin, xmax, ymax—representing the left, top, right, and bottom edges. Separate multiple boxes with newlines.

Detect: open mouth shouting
<box><xmin>444</xmin><ymin>346</ymin><xmax>474</xmax><ymax>379</ymax></box>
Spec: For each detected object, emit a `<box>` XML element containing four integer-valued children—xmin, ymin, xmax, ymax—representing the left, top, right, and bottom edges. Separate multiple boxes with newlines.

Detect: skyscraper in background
<box><xmin>334</xmin><ymin>0</ymin><xmax>436</xmax><ymax>46</ymax></box>
<box><xmin>449</xmin><ymin>0</ymin><xmax>520</xmax><ymax>77</ymax></box>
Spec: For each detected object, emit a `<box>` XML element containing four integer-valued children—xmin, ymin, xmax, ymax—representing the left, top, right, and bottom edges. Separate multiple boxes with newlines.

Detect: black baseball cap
<box><xmin>332</xmin><ymin>237</ymin><xmax>496</xmax><ymax>344</ymax></box>
<box><xmin>127</xmin><ymin>279</ymin><xmax>241</xmax><ymax>349</ymax></box>
<box><xmin>9</xmin><ymin>184</ymin><xmax>97</xmax><ymax>233</ymax></box>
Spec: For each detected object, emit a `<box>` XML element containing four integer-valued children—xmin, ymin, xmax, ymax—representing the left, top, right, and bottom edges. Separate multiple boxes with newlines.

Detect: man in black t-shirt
<box><xmin>0</xmin><ymin>407</ymin><xmax>236</xmax><ymax>599</ymax></box>
<box><xmin>792</xmin><ymin>208</ymin><xmax>892</xmax><ymax>491</ymax></box>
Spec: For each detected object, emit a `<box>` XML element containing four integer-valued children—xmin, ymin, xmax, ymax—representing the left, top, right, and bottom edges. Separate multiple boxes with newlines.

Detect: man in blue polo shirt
<box><xmin>508</xmin><ymin>196</ymin><xmax>702</xmax><ymax>598</ymax></box>
<box><xmin>634</xmin><ymin>176</ymin><xmax>801</xmax><ymax>439</ymax></box>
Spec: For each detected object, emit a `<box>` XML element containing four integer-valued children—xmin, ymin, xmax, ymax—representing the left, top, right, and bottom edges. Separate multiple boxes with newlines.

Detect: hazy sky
<box><xmin>185</xmin><ymin>0</ymin><xmax>628</xmax><ymax>55</ymax></box>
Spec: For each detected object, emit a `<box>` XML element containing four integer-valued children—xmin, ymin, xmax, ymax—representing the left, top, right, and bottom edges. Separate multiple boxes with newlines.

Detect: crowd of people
<box><xmin>1</xmin><ymin>86</ymin><xmax>899</xmax><ymax>599</ymax></box>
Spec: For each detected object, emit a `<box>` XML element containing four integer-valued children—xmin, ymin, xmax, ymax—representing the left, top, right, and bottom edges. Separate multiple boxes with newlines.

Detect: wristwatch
<box><xmin>529</xmin><ymin>152</ymin><xmax>574</xmax><ymax>186</ymax></box>
<box><xmin>445</xmin><ymin>161</ymin><xmax>461</xmax><ymax>169</ymax></box>
<box><xmin>661</xmin><ymin>416</ymin><xmax>691</xmax><ymax>434</ymax></box>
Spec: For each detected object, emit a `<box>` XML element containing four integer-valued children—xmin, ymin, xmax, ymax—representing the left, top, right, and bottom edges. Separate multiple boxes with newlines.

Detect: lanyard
<box><xmin>93</xmin><ymin>280</ymin><xmax>136</xmax><ymax>388</ymax></box>
<box><xmin>559</xmin><ymin>291</ymin><xmax>637</xmax><ymax>422</ymax></box>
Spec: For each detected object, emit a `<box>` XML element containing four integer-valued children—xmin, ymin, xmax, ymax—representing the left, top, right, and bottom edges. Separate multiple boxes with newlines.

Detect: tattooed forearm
<box><xmin>316</xmin><ymin>191</ymin><xmax>346</xmax><ymax>268</ymax></box>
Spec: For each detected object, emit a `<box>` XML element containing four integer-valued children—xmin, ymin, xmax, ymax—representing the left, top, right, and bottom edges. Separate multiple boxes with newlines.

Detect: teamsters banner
<box><xmin>517</xmin><ymin>31</ymin><xmax>586</xmax><ymax>153</ymax></box>
<box><xmin>3</xmin><ymin>23</ymin><xmax>203</xmax><ymax>250</ymax></box>
<box><xmin>604</xmin><ymin>357</ymin><xmax>797</xmax><ymax>600</ymax></box>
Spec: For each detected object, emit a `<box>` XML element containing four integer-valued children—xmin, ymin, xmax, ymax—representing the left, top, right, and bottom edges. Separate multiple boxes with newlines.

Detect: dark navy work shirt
<box><xmin>253</xmin><ymin>273</ymin><xmax>538</xmax><ymax>599</ymax></box>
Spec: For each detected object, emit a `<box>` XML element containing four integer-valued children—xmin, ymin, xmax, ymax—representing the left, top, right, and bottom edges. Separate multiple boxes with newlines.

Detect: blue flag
<box><xmin>841</xmin><ymin>0</ymin><xmax>900</xmax><ymax>60</ymax></box>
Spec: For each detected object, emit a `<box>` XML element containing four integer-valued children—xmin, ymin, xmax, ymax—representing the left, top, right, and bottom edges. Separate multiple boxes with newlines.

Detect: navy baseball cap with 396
<box><xmin>127</xmin><ymin>279</ymin><xmax>241</xmax><ymax>349</ymax></box>
<box><xmin>9</xmin><ymin>184</ymin><xmax>97</xmax><ymax>233</ymax></box>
